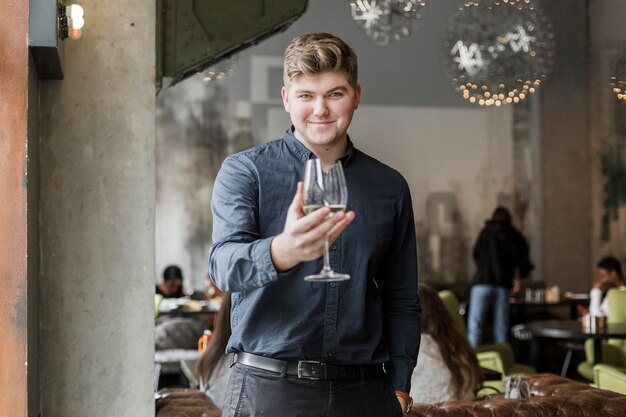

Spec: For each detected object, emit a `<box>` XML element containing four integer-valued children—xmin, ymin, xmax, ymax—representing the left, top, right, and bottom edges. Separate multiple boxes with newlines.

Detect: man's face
<box><xmin>166</xmin><ymin>278</ymin><xmax>182</xmax><ymax>295</ymax></box>
<box><xmin>281</xmin><ymin>71</ymin><xmax>361</xmax><ymax>153</ymax></box>
<box><xmin>598</xmin><ymin>268</ymin><xmax>618</xmax><ymax>285</ymax></box>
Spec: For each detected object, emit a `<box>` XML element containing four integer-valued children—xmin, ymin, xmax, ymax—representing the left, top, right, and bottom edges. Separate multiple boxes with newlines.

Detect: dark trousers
<box><xmin>221</xmin><ymin>363</ymin><xmax>402</xmax><ymax>417</ymax></box>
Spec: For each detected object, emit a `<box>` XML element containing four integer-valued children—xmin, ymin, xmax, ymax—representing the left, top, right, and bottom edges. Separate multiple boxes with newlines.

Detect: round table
<box><xmin>526</xmin><ymin>319</ymin><xmax>626</xmax><ymax>365</ymax></box>
<box><xmin>510</xmin><ymin>295</ymin><xmax>589</xmax><ymax>320</ymax></box>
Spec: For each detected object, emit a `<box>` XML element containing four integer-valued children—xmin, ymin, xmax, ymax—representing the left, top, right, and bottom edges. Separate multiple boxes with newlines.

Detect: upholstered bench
<box><xmin>156</xmin><ymin>388</ymin><xmax>221</xmax><ymax>417</ymax></box>
<box><xmin>410</xmin><ymin>373</ymin><xmax>626</xmax><ymax>417</ymax></box>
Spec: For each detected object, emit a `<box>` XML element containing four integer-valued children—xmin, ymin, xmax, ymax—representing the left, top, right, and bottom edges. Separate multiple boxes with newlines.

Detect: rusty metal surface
<box><xmin>0</xmin><ymin>0</ymin><xmax>29</xmax><ymax>414</ymax></box>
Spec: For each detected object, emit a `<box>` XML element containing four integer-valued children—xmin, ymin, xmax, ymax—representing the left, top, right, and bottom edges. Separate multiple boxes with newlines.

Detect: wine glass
<box><xmin>302</xmin><ymin>159</ymin><xmax>350</xmax><ymax>282</ymax></box>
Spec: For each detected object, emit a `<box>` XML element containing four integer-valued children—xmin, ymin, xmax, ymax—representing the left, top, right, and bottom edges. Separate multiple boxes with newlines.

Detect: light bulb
<box><xmin>67</xmin><ymin>4</ymin><xmax>84</xmax><ymax>20</ymax></box>
<box><xmin>72</xmin><ymin>16</ymin><xmax>85</xmax><ymax>30</ymax></box>
<box><xmin>68</xmin><ymin>28</ymin><xmax>82</xmax><ymax>40</ymax></box>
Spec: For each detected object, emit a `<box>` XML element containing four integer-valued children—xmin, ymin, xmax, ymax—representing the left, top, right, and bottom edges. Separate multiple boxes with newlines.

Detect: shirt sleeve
<box><xmin>589</xmin><ymin>288</ymin><xmax>604</xmax><ymax>316</ymax></box>
<box><xmin>378</xmin><ymin>177</ymin><xmax>421</xmax><ymax>393</ymax></box>
<box><xmin>208</xmin><ymin>155</ymin><xmax>279</xmax><ymax>293</ymax></box>
<box><xmin>473</xmin><ymin>229</ymin><xmax>487</xmax><ymax>263</ymax></box>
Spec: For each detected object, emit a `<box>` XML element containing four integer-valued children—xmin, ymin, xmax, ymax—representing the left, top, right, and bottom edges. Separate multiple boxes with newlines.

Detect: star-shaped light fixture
<box><xmin>350</xmin><ymin>0</ymin><xmax>427</xmax><ymax>46</ymax></box>
<box><xmin>443</xmin><ymin>0</ymin><xmax>554</xmax><ymax>106</ymax></box>
<box><xmin>610</xmin><ymin>54</ymin><xmax>626</xmax><ymax>101</ymax></box>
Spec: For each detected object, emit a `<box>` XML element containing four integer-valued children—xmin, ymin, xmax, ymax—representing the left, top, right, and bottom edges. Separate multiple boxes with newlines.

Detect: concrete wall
<box><xmin>37</xmin><ymin>0</ymin><xmax>156</xmax><ymax>415</ymax></box>
<box><xmin>0</xmin><ymin>0</ymin><xmax>29</xmax><ymax>415</ymax></box>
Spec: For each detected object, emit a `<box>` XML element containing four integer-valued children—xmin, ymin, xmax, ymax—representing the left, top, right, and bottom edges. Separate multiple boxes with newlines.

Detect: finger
<box><xmin>294</xmin><ymin>213</ymin><xmax>344</xmax><ymax>249</ymax></box>
<box><xmin>292</xmin><ymin>206</ymin><xmax>332</xmax><ymax>233</ymax></box>
<box><xmin>297</xmin><ymin>239</ymin><xmax>327</xmax><ymax>260</ymax></box>
<box><xmin>291</xmin><ymin>226</ymin><xmax>328</xmax><ymax>258</ymax></box>
<box><xmin>287</xmin><ymin>182</ymin><xmax>305</xmax><ymax>220</ymax></box>
<box><xmin>326</xmin><ymin>211</ymin><xmax>356</xmax><ymax>244</ymax></box>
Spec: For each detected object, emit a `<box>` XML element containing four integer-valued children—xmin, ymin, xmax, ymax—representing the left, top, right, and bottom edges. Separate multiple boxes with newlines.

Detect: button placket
<box><xmin>321</xmin><ymin>281</ymin><xmax>339</xmax><ymax>361</ymax></box>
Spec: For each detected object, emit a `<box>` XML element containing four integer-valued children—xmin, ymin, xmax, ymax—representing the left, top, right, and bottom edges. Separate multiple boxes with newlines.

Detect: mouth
<box><xmin>307</xmin><ymin>120</ymin><xmax>335</xmax><ymax>125</ymax></box>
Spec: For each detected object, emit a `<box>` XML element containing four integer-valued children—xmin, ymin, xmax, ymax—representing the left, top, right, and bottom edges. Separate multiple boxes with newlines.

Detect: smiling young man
<box><xmin>209</xmin><ymin>33</ymin><xmax>420</xmax><ymax>416</ymax></box>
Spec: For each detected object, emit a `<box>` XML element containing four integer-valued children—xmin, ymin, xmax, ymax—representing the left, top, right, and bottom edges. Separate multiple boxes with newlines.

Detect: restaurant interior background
<box><xmin>1</xmin><ymin>0</ymin><xmax>626</xmax><ymax>416</ymax></box>
<box><xmin>156</xmin><ymin>0</ymin><xmax>626</xmax><ymax>297</ymax></box>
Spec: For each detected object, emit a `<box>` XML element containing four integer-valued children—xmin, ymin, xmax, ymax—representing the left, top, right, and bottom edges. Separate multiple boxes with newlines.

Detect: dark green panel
<box><xmin>157</xmin><ymin>0</ymin><xmax>308</xmax><ymax>91</ymax></box>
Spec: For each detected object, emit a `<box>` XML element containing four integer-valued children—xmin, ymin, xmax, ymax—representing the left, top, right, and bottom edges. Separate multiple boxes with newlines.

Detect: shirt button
<box><xmin>331</xmin><ymin>245</ymin><xmax>337</xmax><ymax>250</ymax></box>
<box><xmin>328</xmin><ymin>318</ymin><xmax>335</xmax><ymax>325</ymax></box>
<box><xmin>329</xmin><ymin>282</ymin><xmax>336</xmax><ymax>288</ymax></box>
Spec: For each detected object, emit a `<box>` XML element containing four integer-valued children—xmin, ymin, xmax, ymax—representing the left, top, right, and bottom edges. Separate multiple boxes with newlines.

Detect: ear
<box><xmin>281</xmin><ymin>86</ymin><xmax>290</xmax><ymax>112</ymax></box>
<box><xmin>353</xmin><ymin>83</ymin><xmax>362</xmax><ymax>109</ymax></box>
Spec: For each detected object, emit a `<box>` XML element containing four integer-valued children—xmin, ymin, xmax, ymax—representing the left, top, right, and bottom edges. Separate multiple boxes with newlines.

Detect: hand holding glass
<box><xmin>302</xmin><ymin>159</ymin><xmax>350</xmax><ymax>282</ymax></box>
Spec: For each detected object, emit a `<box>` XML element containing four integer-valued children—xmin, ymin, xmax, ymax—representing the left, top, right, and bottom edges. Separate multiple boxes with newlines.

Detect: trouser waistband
<box><xmin>233</xmin><ymin>352</ymin><xmax>386</xmax><ymax>381</ymax></box>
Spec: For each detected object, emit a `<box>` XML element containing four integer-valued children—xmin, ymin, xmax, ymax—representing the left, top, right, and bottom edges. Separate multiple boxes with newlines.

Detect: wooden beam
<box><xmin>0</xmin><ymin>0</ymin><xmax>29</xmax><ymax>414</ymax></box>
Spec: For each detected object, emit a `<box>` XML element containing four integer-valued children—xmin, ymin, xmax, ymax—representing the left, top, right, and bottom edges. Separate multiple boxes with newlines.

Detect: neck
<box><xmin>316</xmin><ymin>146</ymin><xmax>347</xmax><ymax>168</ymax></box>
<box><xmin>296</xmin><ymin>137</ymin><xmax>348</xmax><ymax>167</ymax></box>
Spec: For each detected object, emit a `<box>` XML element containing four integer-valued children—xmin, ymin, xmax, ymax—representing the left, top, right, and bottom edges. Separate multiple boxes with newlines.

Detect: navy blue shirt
<box><xmin>208</xmin><ymin>127</ymin><xmax>420</xmax><ymax>392</ymax></box>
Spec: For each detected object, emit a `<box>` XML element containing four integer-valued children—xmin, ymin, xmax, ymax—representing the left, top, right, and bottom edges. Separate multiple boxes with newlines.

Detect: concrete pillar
<box><xmin>589</xmin><ymin>0</ymin><xmax>626</xmax><ymax>270</ymax></box>
<box><xmin>539</xmin><ymin>0</ymin><xmax>591</xmax><ymax>293</ymax></box>
<box><xmin>38</xmin><ymin>0</ymin><xmax>155</xmax><ymax>415</ymax></box>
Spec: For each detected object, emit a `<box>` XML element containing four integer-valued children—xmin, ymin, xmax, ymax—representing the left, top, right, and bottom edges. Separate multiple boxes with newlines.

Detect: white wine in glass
<box><xmin>302</xmin><ymin>204</ymin><xmax>324</xmax><ymax>214</ymax></box>
<box><xmin>302</xmin><ymin>159</ymin><xmax>350</xmax><ymax>282</ymax></box>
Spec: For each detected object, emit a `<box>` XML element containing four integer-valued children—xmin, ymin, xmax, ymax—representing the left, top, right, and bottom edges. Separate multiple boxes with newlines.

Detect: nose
<box><xmin>313</xmin><ymin>98</ymin><xmax>329</xmax><ymax>117</ymax></box>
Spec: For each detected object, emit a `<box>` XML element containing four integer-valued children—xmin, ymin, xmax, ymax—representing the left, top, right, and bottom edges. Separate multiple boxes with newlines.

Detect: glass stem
<box><xmin>322</xmin><ymin>238</ymin><xmax>331</xmax><ymax>273</ymax></box>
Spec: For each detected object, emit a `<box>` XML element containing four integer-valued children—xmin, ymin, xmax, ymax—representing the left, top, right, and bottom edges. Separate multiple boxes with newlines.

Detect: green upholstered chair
<box><xmin>438</xmin><ymin>290</ymin><xmax>536</xmax><ymax>392</ymax></box>
<box><xmin>577</xmin><ymin>288</ymin><xmax>626</xmax><ymax>380</ymax></box>
<box><xmin>593</xmin><ymin>363</ymin><xmax>626</xmax><ymax>395</ymax></box>
<box><xmin>155</xmin><ymin>293</ymin><xmax>164</xmax><ymax>318</ymax></box>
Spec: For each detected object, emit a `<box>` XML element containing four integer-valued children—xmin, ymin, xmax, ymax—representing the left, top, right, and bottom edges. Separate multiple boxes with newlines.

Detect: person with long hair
<box><xmin>196</xmin><ymin>294</ymin><xmax>232</xmax><ymax>406</ymax></box>
<box><xmin>410</xmin><ymin>283</ymin><xmax>483</xmax><ymax>403</ymax></box>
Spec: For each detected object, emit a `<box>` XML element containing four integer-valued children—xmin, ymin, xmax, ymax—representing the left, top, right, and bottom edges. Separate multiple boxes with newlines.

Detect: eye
<box><xmin>329</xmin><ymin>91</ymin><xmax>344</xmax><ymax>98</ymax></box>
<box><xmin>298</xmin><ymin>93</ymin><xmax>312</xmax><ymax>99</ymax></box>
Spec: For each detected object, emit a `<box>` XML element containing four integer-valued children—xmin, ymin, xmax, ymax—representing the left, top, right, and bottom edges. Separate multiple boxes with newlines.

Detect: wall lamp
<box><xmin>29</xmin><ymin>0</ymin><xmax>86</xmax><ymax>79</ymax></box>
<box><xmin>59</xmin><ymin>4</ymin><xmax>85</xmax><ymax>40</ymax></box>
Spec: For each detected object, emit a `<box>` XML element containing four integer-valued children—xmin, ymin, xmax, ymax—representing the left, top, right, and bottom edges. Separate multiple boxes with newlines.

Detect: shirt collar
<box><xmin>283</xmin><ymin>126</ymin><xmax>356</xmax><ymax>166</ymax></box>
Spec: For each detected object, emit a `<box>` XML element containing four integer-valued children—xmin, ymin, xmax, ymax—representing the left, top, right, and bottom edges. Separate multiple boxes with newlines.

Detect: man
<box><xmin>156</xmin><ymin>265</ymin><xmax>185</xmax><ymax>298</ymax></box>
<box><xmin>589</xmin><ymin>256</ymin><xmax>626</xmax><ymax>317</ymax></box>
<box><xmin>209</xmin><ymin>33</ymin><xmax>420</xmax><ymax>417</ymax></box>
<box><xmin>467</xmin><ymin>207</ymin><xmax>534</xmax><ymax>348</ymax></box>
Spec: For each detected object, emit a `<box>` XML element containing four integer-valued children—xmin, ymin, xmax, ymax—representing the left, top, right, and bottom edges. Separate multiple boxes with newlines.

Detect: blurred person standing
<box><xmin>467</xmin><ymin>207</ymin><xmax>533</xmax><ymax>347</ymax></box>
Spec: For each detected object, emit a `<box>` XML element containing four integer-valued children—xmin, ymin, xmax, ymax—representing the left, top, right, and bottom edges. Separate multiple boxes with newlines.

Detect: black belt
<box><xmin>233</xmin><ymin>352</ymin><xmax>386</xmax><ymax>381</ymax></box>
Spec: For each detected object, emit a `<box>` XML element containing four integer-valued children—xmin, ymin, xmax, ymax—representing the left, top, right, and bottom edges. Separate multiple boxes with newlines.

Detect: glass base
<box><xmin>304</xmin><ymin>270</ymin><xmax>351</xmax><ymax>282</ymax></box>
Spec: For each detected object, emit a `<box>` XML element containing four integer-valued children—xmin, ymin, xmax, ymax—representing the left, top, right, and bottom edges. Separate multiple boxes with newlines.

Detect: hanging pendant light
<box><xmin>443</xmin><ymin>0</ymin><xmax>554</xmax><ymax>106</ymax></box>
<box><xmin>610</xmin><ymin>53</ymin><xmax>626</xmax><ymax>101</ymax></box>
<box><xmin>350</xmin><ymin>0</ymin><xmax>427</xmax><ymax>46</ymax></box>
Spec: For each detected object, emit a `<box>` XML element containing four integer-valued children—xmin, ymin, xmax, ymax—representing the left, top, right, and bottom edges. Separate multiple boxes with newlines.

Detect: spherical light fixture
<box><xmin>350</xmin><ymin>0</ymin><xmax>427</xmax><ymax>46</ymax></box>
<box><xmin>610</xmin><ymin>54</ymin><xmax>626</xmax><ymax>101</ymax></box>
<box><xmin>443</xmin><ymin>0</ymin><xmax>554</xmax><ymax>106</ymax></box>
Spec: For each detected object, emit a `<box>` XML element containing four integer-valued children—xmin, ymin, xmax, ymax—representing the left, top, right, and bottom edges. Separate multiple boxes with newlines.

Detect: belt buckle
<box><xmin>297</xmin><ymin>360</ymin><xmax>323</xmax><ymax>380</ymax></box>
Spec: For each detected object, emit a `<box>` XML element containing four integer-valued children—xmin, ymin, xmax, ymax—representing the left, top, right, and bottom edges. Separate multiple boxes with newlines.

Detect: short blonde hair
<box><xmin>283</xmin><ymin>33</ymin><xmax>358</xmax><ymax>88</ymax></box>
